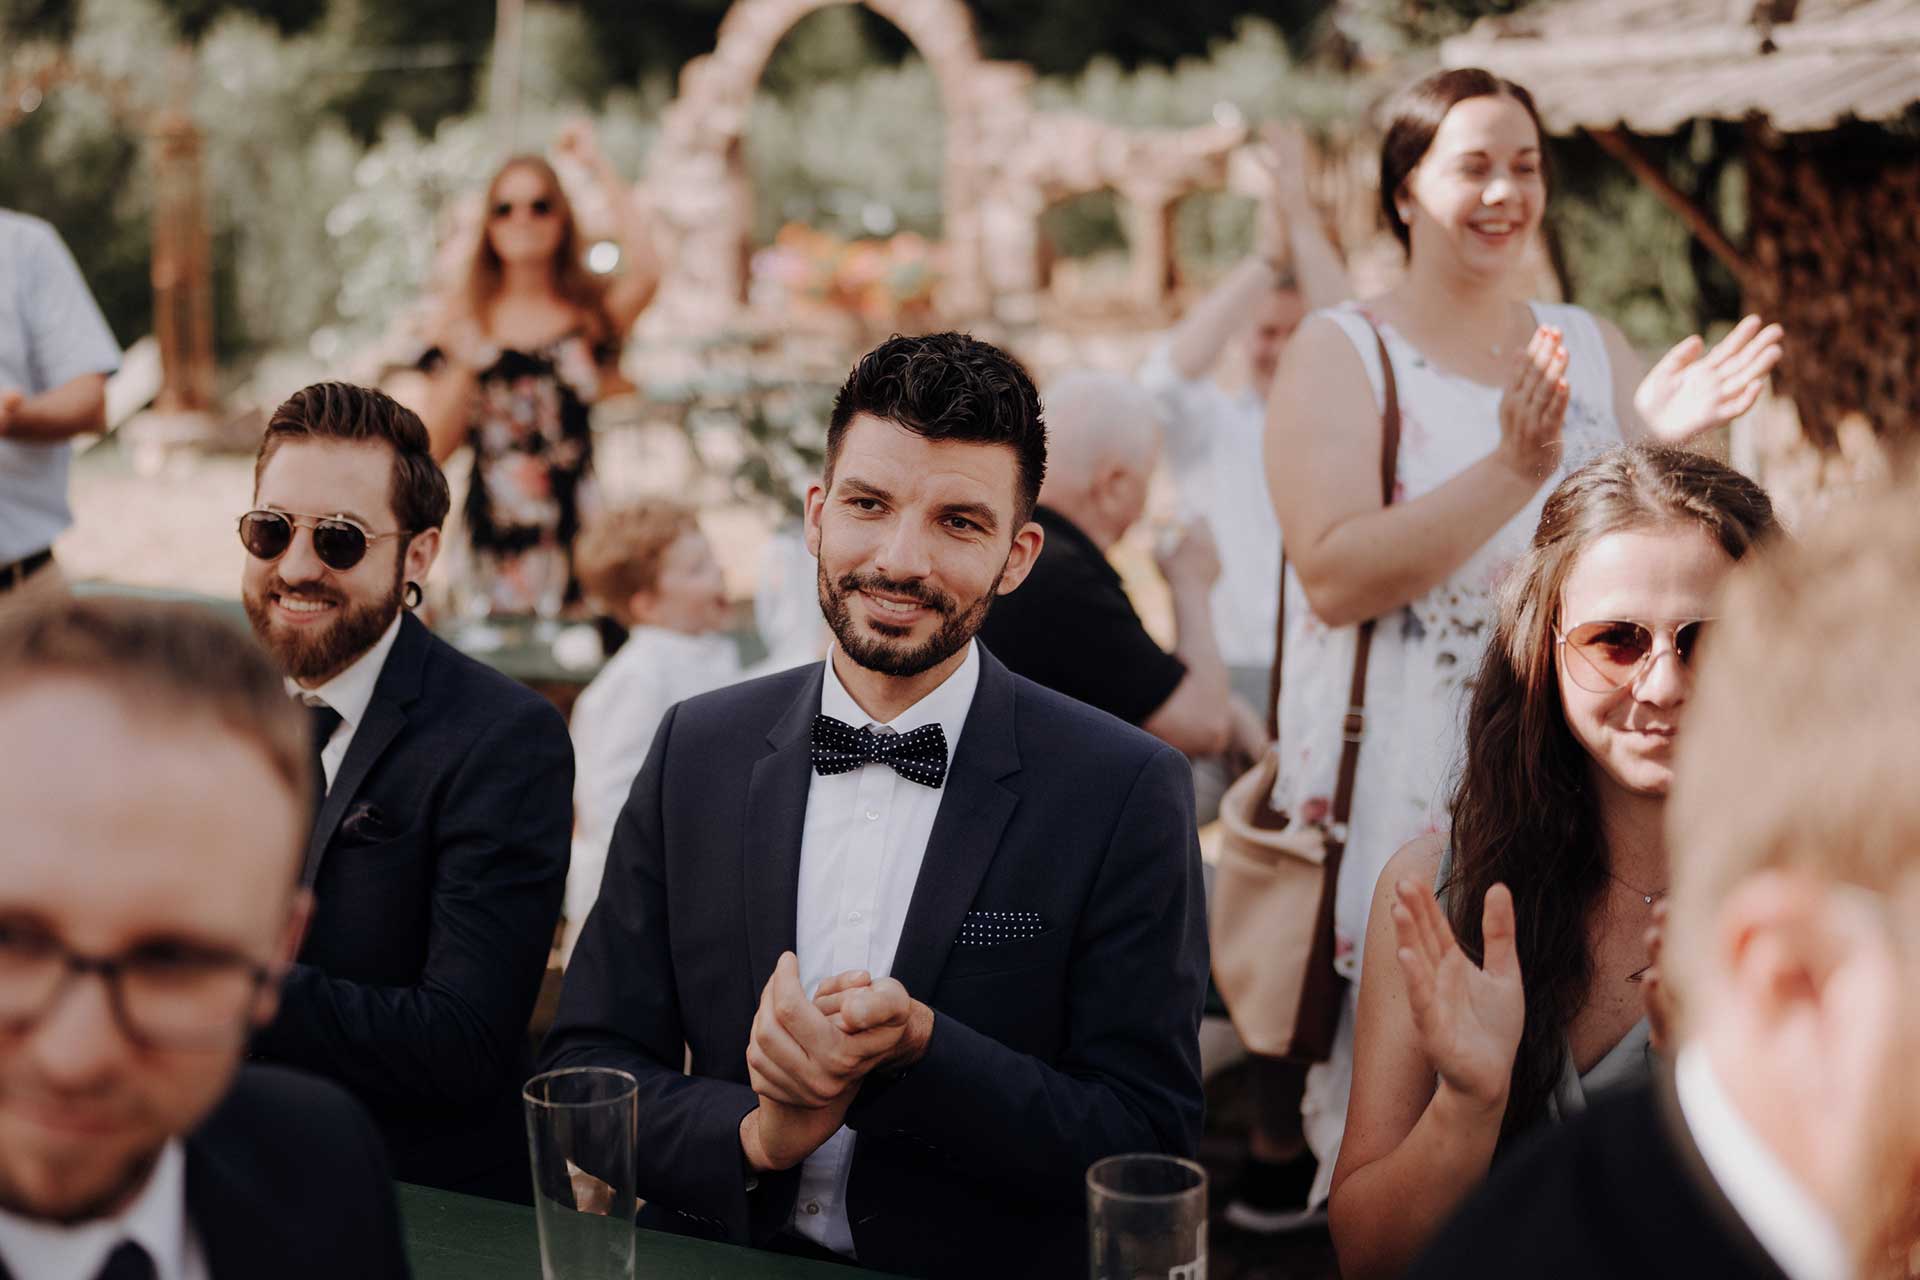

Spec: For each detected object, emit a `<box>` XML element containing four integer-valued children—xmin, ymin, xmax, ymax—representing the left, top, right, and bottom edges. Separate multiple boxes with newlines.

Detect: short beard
<box><xmin>818</xmin><ymin>560</ymin><xmax>1002</xmax><ymax>679</ymax></box>
<box><xmin>0</xmin><ymin>1147</ymin><xmax>160</xmax><ymax>1225</ymax></box>
<box><xmin>244</xmin><ymin>558</ymin><xmax>405</xmax><ymax>685</ymax></box>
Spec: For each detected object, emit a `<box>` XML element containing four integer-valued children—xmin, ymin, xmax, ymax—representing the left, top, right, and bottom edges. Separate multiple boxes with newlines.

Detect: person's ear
<box><xmin>994</xmin><ymin>520</ymin><xmax>1046</xmax><ymax>596</ymax></box>
<box><xmin>403</xmin><ymin>527</ymin><xmax>441</xmax><ymax>587</ymax></box>
<box><xmin>624</xmin><ymin>588</ymin><xmax>660</xmax><ymax>627</ymax></box>
<box><xmin>803</xmin><ymin>483</ymin><xmax>827</xmax><ymax>558</ymax></box>
<box><xmin>251</xmin><ymin>888</ymin><xmax>315</xmax><ymax>1028</ymax></box>
<box><xmin>1719</xmin><ymin>870</ymin><xmax>1861</xmax><ymax>1033</ymax></box>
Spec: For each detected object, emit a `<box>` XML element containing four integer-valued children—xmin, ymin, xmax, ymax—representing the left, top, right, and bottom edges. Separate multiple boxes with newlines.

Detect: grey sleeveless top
<box><xmin>1434</xmin><ymin>850</ymin><xmax>1653</xmax><ymax>1122</ymax></box>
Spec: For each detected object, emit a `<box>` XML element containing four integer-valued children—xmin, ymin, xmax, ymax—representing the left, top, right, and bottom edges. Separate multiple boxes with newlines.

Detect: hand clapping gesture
<box><xmin>1493</xmin><ymin>326</ymin><xmax>1570</xmax><ymax>485</ymax></box>
<box><xmin>1634</xmin><ymin>315</ymin><xmax>1784</xmax><ymax>445</ymax></box>
<box><xmin>1391</xmin><ymin>879</ymin><xmax>1526</xmax><ymax>1113</ymax></box>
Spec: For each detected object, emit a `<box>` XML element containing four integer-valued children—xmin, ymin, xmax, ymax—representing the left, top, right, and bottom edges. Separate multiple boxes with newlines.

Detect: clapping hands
<box><xmin>1391</xmin><ymin>879</ymin><xmax>1525</xmax><ymax>1115</ymax></box>
<box><xmin>1635</xmin><ymin>315</ymin><xmax>1784</xmax><ymax>444</ymax></box>
<box><xmin>739</xmin><ymin>952</ymin><xmax>931</xmax><ymax>1172</ymax></box>
<box><xmin>1493</xmin><ymin>326</ymin><xmax>1570</xmax><ymax>485</ymax></box>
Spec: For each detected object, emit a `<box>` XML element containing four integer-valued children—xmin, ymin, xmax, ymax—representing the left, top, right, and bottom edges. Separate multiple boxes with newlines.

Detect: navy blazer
<box><xmin>0</xmin><ymin>1067</ymin><xmax>411</xmax><ymax>1280</ymax></box>
<box><xmin>254</xmin><ymin>613</ymin><xmax>572</xmax><ymax>1201</ymax></box>
<box><xmin>542</xmin><ymin>646</ymin><xmax>1208</xmax><ymax>1279</ymax></box>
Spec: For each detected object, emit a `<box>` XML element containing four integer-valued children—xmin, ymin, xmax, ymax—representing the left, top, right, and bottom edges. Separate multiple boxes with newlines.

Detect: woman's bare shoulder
<box><xmin>1377</xmin><ymin>833</ymin><xmax>1448</xmax><ymax>903</ymax></box>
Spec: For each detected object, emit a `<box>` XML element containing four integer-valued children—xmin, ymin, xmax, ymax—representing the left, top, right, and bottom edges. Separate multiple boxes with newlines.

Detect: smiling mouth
<box><xmin>860</xmin><ymin>590</ymin><xmax>929</xmax><ymax>619</ymax></box>
<box><xmin>272</xmin><ymin>593</ymin><xmax>341</xmax><ymax>621</ymax></box>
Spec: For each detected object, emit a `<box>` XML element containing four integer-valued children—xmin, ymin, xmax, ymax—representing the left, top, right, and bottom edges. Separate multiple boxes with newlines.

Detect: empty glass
<box><xmin>1087</xmin><ymin>1153</ymin><xmax>1209</xmax><ymax>1280</ymax></box>
<box><xmin>524</xmin><ymin>1067</ymin><xmax>638</xmax><ymax>1280</ymax></box>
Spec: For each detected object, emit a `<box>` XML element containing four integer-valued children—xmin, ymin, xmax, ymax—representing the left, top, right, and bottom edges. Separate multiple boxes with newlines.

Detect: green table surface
<box><xmin>398</xmin><ymin>1183</ymin><xmax>873</xmax><ymax>1280</ymax></box>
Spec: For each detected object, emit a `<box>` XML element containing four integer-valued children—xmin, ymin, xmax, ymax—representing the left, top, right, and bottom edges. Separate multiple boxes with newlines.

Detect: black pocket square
<box><xmin>957</xmin><ymin>910</ymin><xmax>1047</xmax><ymax>946</ymax></box>
<box><xmin>340</xmin><ymin>802</ymin><xmax>396</xmax><ymax>842</ymax></box>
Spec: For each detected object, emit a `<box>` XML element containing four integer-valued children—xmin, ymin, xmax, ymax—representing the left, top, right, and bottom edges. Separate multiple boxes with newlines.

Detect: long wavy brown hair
<box><xmin>1441</xmin><ymin>445</ymin><xmax>1779</xmax><ymax>1144</ymax></box>
<box><xmin>457</xmin><ymin>155</ymin><xmax>612</xmax><ymax>347</ymax></box>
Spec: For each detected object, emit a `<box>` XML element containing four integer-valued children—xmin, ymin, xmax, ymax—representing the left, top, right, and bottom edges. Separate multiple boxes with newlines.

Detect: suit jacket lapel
<box><xmin>185</xmin><ymin>1131</ymin><xmax>277</xmax><ymax>1276</ymax></box>
<box><xmin>743</xmin><ymin>663</ymin><xmax>826</xmax><ymax>989</ymax></box>
<box><xmin>889</xmin><ymin>649</ymin><xmax>1022</xmax><ymax>999</ymax></box>
<box><xmin>302</xmin><ymin>613</ymin><xmax>429</xmax><ymax>883</ymax></box>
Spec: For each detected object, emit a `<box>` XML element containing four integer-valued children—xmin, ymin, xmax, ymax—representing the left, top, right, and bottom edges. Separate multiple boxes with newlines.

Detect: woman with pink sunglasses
<box><xmin>1329</xmin><ymin>446</ymin><xmax>1781</xmax><ymax>1278</ymax></box>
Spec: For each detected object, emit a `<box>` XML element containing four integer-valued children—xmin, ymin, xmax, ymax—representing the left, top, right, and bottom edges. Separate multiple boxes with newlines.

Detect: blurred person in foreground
<box><xmin>0</xmin><ymin>599</ymin><xmax>408</xmax><ymax>1279</ymax></box>
<box><xmin>1406</xmin><ymin>487</ymin><xmax>1920</xmax><ymax>1280</ymax></box>
<box><xmin>976</xmin><ymin>371</ymin><xmax>1266</xmax><ymax>808</ymax></box>
<box><xmin>543</xmin><ymin>333</ymin><xmax>1208</xmax><ymax>1277</ymax></box>
<box><xmin>1329</xmin><ymin>446</ymin><xmax>1779</xmax><ymax>1278</ymax></box>
<box><xmin>412</xmin><ymin>121</ymin><xmax>662</xmax><ymax>617</ymax></box>
<box><xmin>0</xmin><ymin>209</ymin><xmax>120</xmax><ymax>625</ymax></box>
<box><xmin>1264</xmin><ymin>67</ymin><xmax>1784</xmax><ymax>1209</ymax></box>
<box><xmin>565</xmin><ymin>500</ymin><xmax>741</xmax><ymax>957</ymax></box>
<box><xmin>240</xmin><ymin>382</ymin><xmax>571</xmax><ymax>1201</ymax></box>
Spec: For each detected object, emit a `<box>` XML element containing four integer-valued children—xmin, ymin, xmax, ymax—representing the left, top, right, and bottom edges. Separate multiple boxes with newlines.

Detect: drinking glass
<box><xmin>524</xmin><ymin>1067</ymin><xmax>638</xmax><ymax>1280</ymax></box>
<box><xmin>1087</xmin><ymin>1153</ymin><xmax>1209</xmax><ymax>1280</ymax></box>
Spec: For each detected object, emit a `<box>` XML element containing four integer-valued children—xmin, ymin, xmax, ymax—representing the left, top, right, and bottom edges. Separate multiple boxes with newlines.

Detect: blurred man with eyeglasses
<box><xmin>239</xmin><ymin>381</ymin><xmax>572</xmax><ymax>1202</ymax></box>
<box><xmin>0</xmin><ymin>597</ymin><xmax>409</xmax><ymax>1279</ymax></box>
<box><xmin>0</xmin><ymin>209</ymin><xmax>120</xmax><ymax>626</ymax></box>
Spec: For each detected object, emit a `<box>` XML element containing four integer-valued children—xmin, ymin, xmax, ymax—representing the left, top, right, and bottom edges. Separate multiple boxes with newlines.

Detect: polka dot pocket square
<box><xmin>956</xmin><ymin>910</ymin><xmax>1049</xmax><ymax>947</ymax></box>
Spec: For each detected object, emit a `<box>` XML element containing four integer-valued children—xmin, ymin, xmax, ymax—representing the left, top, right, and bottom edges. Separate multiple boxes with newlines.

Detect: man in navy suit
<box><xmin>0</xmin><ymin>598</ymin><xmax>409</xmax><ymax>1279</ymax></box>
<box><xmin>544</xmin><ymin>333</ymin><xmax>1209</xmax><ymax>1277</ymax></box>
<box><xmin>240</xmin><ymin>382</ymin><xmax>571</xmax><ymax>1202</ymax></box>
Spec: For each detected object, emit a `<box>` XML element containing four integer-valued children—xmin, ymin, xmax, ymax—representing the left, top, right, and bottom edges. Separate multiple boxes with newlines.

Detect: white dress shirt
<box><xmin>1675</xmin><ymin>1046</ymin><xmax>1851</xmax><ymax>1280</ymax></box>
<box><xmin>0</xmin><ymin>1140</ymin><xmax>208</xmax><ymax>1280</ymax></box>
<box><xmin>287</xmin><ymin>613</ymin><xmax>404</xmax><ymax>790</ymax></box>
<box><xmin>1137</xmin><ymin>339</ymin><xmax>1282</xmax><ymax>670</ymax></box>
<box><xmin>787</xmin><ymin>640</ymin><xmax>981</xmax><ymax>1257</ymax></box>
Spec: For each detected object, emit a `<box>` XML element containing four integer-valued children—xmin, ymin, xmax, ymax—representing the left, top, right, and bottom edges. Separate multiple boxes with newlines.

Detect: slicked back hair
<box><xmin>826</xmin><ymin>332</ymin><xmax>1047</xmax><ymax>527</ymax></box>
<box><xmin>254</xmin><ymin>382</ymin><xmax>452</xmax><ymax>535</ymax></box>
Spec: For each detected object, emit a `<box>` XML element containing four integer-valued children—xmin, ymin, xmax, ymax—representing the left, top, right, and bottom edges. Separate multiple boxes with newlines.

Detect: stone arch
<box><xmin>643</xmin><ymin>0</ymin><xmax>993</xmax><ymax>326</ymax></box>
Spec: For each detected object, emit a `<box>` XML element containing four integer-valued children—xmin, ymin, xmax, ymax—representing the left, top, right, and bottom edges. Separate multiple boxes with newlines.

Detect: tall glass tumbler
<box><xmin>524</xmin><ymin>1067</ymin><xmax>639</xmax><ymax>1280</ymax></box>
<box><xmin>1087</xmin><ymin>1153</ymin><xmax>1209</xmax><ymax>1280</ymax></box>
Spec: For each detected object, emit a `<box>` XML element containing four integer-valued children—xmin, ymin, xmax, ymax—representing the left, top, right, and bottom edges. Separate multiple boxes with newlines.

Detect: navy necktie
<box><xmin>306</xmin><ymin>699</ymin><xmax>342</xmax><ymax>801</ymax></box>
<box><xmin>810</xmin><ymin>715</ymin><xmax>948</xmax><ymax>789</ymax></box>
<box><xmin>95</xmin><ymin>1241</ymin><xmax>155</xmax><ymax>1280</ymax></box>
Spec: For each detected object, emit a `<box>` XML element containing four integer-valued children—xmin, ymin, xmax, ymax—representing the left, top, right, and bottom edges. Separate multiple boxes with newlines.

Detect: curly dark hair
<box><xmin>1443</xmin><ymin>445</ymin><xmax>1779</xmax><ymax>1145</ymax></box>
<box><xmin>255</xmin><ymin>381</ymin><xmax>452</xmax><ymax>535</ymax></box>
<box><xmin>827</xmin><ymin>332</ymin><xmax>1047</xmax><ymax>525</ymax></box>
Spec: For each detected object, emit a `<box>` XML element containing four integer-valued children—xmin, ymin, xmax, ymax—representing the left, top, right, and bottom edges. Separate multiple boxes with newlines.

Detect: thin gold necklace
<box><xmin>1608</xmin><ymin>868</ymin><xmax>1665</xmax><ymax>907</ymax></box>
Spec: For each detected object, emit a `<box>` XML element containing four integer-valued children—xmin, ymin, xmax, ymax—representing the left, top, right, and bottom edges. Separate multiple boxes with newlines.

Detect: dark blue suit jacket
<box><xmin>542</xmin><ymin>646</ymin><xmax>1208</xmax><ymax>1278</ymax></box>
<box><xmin>254</xmin><ymin>613</ymin><xmax>572</xmax><ymax>1201</ymax></box>
<box><xmin>0</xmin><ymin>1067</ymin><xmax>411</xmax><ymax>1280</ymax></box>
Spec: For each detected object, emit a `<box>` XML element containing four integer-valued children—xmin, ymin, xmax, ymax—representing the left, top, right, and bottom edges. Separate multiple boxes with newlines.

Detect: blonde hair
<box><xmin>1667</xmin><ymin>488</ymin><xmax>1920</xmax><ymax>1001</ymax></box>
<box><xmin>574</xmin><ymin>501</ymin><xmax>700</xmax><ymax>620</ymax></box>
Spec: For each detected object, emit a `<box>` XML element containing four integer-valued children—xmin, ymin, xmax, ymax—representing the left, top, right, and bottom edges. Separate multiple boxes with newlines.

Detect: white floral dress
<box><xmin>1270</xmin><ymin>301</ymin><xmax>1625</xmax><ymax>1200</ymax></box>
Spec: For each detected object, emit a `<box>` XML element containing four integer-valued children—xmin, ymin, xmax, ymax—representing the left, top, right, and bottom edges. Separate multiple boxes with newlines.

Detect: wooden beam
<box><xmin>1589</xmin><ymin>127</ymin><xmax>1765</xmax><ymax>300</ymax></box>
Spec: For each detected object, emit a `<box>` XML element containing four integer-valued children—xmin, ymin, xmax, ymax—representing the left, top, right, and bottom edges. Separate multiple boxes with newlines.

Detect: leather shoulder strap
<box><xmin>1266</xmin><ymin>314</ymin><xmax>1402</xmax><ymax>832</ymax></box>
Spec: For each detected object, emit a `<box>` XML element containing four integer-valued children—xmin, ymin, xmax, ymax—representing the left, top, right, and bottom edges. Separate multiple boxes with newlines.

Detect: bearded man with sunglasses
<box><xmin>0</xmin><ymin>598</ymin><xmax>409</xmax><ymax>1280</ymax></box>
<box><xmin>239</xmin><ymin>381</ymin><xmax>572</xmax><ymax>1203</ymax></box>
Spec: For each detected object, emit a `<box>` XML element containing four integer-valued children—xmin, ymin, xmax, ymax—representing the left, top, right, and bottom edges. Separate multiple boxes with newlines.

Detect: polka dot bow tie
<box><xmin>810</xmin><ymin>714</ymin><xmax>949</xmax><ymax>789</ymax></box>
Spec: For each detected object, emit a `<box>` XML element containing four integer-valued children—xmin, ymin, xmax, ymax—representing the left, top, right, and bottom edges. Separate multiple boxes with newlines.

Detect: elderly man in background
<box><xmin>977</xmin><ymin>371</ymin><xmax>1265</xmax><ymax>795</ymax></box>
<box><xmin>0</xmin><ymin>208</ymin><xmax>120</xmax><ymax>624</ymax></box>
<box><xmin>1408</xmin><ymin>492</ymin><xmax>1920</xmax><ymax>1280</ymax></box>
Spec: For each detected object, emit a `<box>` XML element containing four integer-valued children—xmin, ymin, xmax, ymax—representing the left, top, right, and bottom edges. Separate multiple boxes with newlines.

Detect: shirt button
<box><xmin>864</xmin><ymin>809</ymin><xmax>880</xmax><ymax>822</ymax></box>
<box><xmin>806</xmin><ymin>1201</ymin><xmax>821</xmax><ymax>1216</ymax></box>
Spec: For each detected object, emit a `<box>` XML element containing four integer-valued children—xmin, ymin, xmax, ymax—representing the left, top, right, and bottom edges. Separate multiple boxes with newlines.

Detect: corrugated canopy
<box><xmin>1439</xmin><ymin>0</ymin><xmax>1920</xmax><ymax>134</ymax></box>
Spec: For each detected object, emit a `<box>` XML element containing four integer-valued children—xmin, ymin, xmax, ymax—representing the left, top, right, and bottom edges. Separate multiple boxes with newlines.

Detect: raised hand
<box><xmin>1155</xmin><ymin>517</ymin><xmax>1222</xmax><ymax>591</ymax></box>
<box><xmin>1634</xmin><ymin>314</ymin><xmax>1784</xmax><ymax>444</ymax></box>
<box><xmin>745</xmin><ymin>952</ymin><xmax>912</xmax><ymax>1108</ymax></box>
<box><xmin>0</xmin><ymin>387</ymin><xmax>23</xmax><ymax>435</ymax></box>
<box><xmin>1391</xmin><ymin>879</ymin><xmax>1526</xmax><ymax>1112</ymax></box>
<box><xmin>1492</xmin><ymin>326</ymin><xmax>1569</xmax><ymax>485</ymax></box>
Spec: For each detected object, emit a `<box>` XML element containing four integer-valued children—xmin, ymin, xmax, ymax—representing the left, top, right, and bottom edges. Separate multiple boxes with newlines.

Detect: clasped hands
<box><xmin>738</xmin><ymin>951</ymin><xmax>933</xmax><ymax>1174</ymax></box>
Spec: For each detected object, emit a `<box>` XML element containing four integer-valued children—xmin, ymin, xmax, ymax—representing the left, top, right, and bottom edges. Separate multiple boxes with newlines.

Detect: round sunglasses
<box><xmin>492</xmin><ymin>197</ymin><xmax>553</xmax><ymax>220</ymax></box>
<box><xmin>238</xmin><ymin>509</ymin><xmax>411</xmax><ymax>573</ymax></box>
<box><xmin>1555</xmin><ymin>618</ymin><xmax>1713</xmax><ymax>693</ymax></box>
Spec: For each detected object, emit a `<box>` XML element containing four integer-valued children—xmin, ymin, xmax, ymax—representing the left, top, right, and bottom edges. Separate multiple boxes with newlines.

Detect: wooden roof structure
<box><xmin>1440</xmin><ymin>0</ymin><xmax>1920</xmax><ymax>135</ymax></box>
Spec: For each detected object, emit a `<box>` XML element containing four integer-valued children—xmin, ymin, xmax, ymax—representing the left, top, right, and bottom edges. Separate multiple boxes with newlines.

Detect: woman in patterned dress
<box><xmin>1259</xmin><ymin>68</ymin><xmax>1784</xmax><ymax>1212</ymax></box>
<box><xmin>417</xmin><ymin>123</ymin><xmax>661</xmax><ymax>617</ymax></box>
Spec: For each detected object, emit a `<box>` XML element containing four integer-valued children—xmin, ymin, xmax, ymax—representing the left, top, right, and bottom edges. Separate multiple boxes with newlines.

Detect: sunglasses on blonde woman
<box><xmin>1555</xmin><ymin>618</ymin><xmax>1714</xmax><ymax>693</ymax></box>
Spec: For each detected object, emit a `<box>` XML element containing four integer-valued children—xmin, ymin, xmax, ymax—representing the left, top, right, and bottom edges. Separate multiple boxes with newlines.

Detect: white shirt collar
<box><xmin>284</xmin><ymin>612</ymin><xmax>404</xmax><ymax>727</ymax></box>
<box><xmin>1675</xmin><ymin>1045</ymin><xmax>1852</xmax><ymax>1280</ymax></box>
<box><xmin>0</xmin><ymin>1140</ymin><xmax>198</xmax><ymax>1280</ymax></box>
<box><xmin>818</xmin><ymin>639</ymin><xmax>980</xmax><ymax>764</ymax></box>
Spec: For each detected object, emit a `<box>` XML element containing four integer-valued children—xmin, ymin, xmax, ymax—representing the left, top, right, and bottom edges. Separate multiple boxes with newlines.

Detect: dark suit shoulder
<box><xmin>1002</xmin><ymin>663</ymin><xmax>1179</xmax><ymax>774</ymax></box>
<box><xmin>417</xmin><ymin>627</ymin><xmax>564</xmax><ymax>721</ymax></box>
<box><xmin>198</xmin><ymin>1063</ymin><xmax>385</xmax><ymax>1169</ymax></box>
